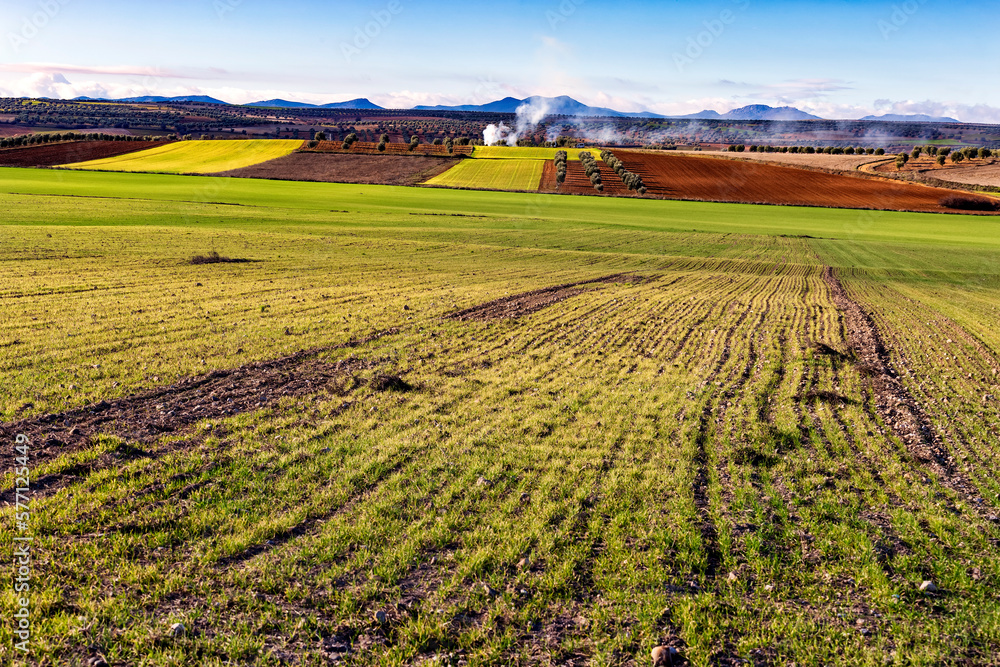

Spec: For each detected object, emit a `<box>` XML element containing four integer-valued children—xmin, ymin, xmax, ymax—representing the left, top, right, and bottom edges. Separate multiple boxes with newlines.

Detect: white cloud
<box><xmin>0</xmin><ymin>63</ymin><xmax>227</xmax><ymax>79</ymax></box>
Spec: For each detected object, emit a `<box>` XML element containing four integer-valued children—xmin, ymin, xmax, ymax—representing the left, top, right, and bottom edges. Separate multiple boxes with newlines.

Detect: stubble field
<box><xmin>0</xmin><ymin>167</ymin><xmax>998</xmax><ymax>666</ymax></box>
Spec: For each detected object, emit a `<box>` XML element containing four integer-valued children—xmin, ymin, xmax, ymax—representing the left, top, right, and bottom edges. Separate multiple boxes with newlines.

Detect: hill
<box><xmin>415</xmin><ymin>95</ymin><xmax>667</xmax><ymax>118</ymax></box>
<box><xmin>73</xmin><ymin>95</ymin><xmax>227</xmax><ymax>104</ymax></box>
<box><xmin>860</xmin><ymin>113</ymin><xmax>960</xmax><ymax>123</ymax></box>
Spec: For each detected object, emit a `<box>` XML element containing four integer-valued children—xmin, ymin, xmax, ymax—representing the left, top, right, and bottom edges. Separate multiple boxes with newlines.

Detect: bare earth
<box><xmin>217</xmin><ymin>152</ymin><xmax>461</xmax><ymax>186</ymax></box>
<box><xmin>871</xmin><ymin>156</ymin><xmax>1000</xmax><ymax>188</ymax></box>
<box><xmin>675</xmin><ymin>149</ymin><xmax>886</xmax><ymax>172</ymax></box>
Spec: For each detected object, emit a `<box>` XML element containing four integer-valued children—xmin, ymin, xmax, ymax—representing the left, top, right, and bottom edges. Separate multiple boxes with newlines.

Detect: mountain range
<box><xmin>859</xmin><ymin>113</ymin><xmax>959</xmax><ymax>123</ymax></box>
<box><xmin>68</xmin><ymin>94</ymin><xmax>961</xmax><ymax>123</ymax></box>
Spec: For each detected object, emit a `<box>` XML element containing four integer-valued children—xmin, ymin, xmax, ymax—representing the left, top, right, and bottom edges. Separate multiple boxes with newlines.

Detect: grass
<box><xmin>423</xmin><ymin>158</ymin><xmax>544</xmax><ymax>190</ymax></box>
<box><xmin>58</xmin><ymin>139</ymin><xmax>303</xmax><ymax>174</ymax></box>
<box><xmin>0</xmin><ymin>168</ymin><xmax>999</xmax><ymax>666</ymax></box>
<box><xmin>471</xmin><ymin>146</ymin><xmax>599</xmax><ymax>160</ymax></box>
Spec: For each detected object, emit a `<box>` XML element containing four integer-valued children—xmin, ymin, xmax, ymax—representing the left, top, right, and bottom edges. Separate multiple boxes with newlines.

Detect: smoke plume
<box><xmin>483</xmin><ymin>97</ymin><xmax>552</xmax><ymax>146</ymax></box>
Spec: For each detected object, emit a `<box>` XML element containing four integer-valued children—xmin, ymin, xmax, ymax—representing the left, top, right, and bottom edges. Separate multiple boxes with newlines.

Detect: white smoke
<box><xmin>483</xmin><ymin>121</ymin><xmax>512</xmax><ymax>146</ymax></box>
<box><xmin>482</xmin><ymin>97</ymin><xmax>553</xmax><ymax>146</ymax></box>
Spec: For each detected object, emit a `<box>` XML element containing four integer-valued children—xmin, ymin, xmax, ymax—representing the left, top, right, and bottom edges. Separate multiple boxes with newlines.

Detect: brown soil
<box><xmin>684</xmin><ymin>150</ymin><xmax>884</xmax><ymax>172</ymax></box>
<box><xmin>0</xmin><ymin>328</ymin><xmax>398</xmax><ymax>475</ymax></box>
<box><xmin>303</xmin><ymin>141</ymin><xmax>473</xmax><ymax>157</ymax></box>
<box><xmin>872</xmin><ymin>156</ymin><xmax>1000</xmax><ymax>189</ymax></box>
<box><xmin>822</xmin><ymin>267</ymin><xmax>987</xmax><ymax>512</ymax></box>
<box><xmin>446</xmin><ymin>274</ymin><xmax>648</xmax><ymax>321</ymax></box>
<box><xmin>217</xmin><ymin>152</ymin><xmax>461</xmax><ymax>186</ymax></box>
<box><xmin>540</xmin><ymin>159</ymin><xmax>633</xmax><ymax>196</ymax></box>
<box><xmin>615</xmin><ymin>151</ymin><xmax>995</xmax><ymax>214</ymax></box>
<box><xmin>0</xmin><ymin>140</ymin><xmax>168</xmax><ymax>167</ymax></box>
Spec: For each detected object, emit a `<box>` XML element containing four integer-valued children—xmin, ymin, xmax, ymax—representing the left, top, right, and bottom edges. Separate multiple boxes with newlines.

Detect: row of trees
<box><xmin>601</xmin><ymin>149</ymin><xmax>646</xmax><ymax>194</ymax></box>
<box><xmin>0</xmin><ymin>131</ymin><xmax>172</xmax><ymax>149</ymax></box>
<box><xmin>579</xmin><ymin>151</ymin><xmax>603</xmax><ymax>193</ymax></box>
<box><xmin>728</xmin><ymin>144</ymin><xmax>888</xmax><ymax>155</ymax></box>
<box><xmin>554</xmin><ymin>150</ymin><xmax>568</xmax><ymax>185</ymax></box>
<box><xmin>912</xmin><ymin>145</ymin><xmax>993</xmax><ymax>160</ymax></box>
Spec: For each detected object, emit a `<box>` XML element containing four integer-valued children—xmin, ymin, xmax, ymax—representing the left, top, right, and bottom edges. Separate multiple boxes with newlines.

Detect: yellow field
<box><xmin>60</xmin><ymin>140</ymin><xmax>304</xmax><ymax>174</ymax></box>
<box><xmin>424</xmin><ymin>158</ymin><xmax>543</xmax><ymax>190</ymax></box>
<box><xmin>471</xmin><ymin>146</ymin><xmax>599</xmax><ymax>160</ymax></box>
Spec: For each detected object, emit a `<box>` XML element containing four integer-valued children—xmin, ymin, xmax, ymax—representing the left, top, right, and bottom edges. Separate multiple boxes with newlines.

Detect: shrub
<box><xmin>940</xmin><ymin>195</ymin><xmax>1000</xmax><ymax>211</ymax></box>
<box><xmin>875</xmin><ymin>148</ymin><xmax>885</xmax><ymax>155</ymax></box>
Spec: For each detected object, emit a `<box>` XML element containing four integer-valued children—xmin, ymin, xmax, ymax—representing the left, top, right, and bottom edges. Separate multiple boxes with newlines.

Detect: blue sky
<box><xmin>1</xmin><ymin>0</ymin><xmax>997</xmax><ymax>121</ymax></box>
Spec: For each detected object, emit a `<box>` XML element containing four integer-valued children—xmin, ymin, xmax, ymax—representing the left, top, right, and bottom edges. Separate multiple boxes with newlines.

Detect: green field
<box><xmin>59</xmin><ymin>139</ymin><xmax>303</xmax><ymax>174</ymax></box>
<box><xmin>471</xmin><ymin>146</ymin><xmax>598</xmax><ymax>160</ymax></box>
<box><xmin>1</xmin><ymin>167</ymin><xmax>999</xmax><ymax>666</ymax></box>
<box><xmin>424</xmin><ymin>158</ymin><xmax>544</xmax><ymax>190</ymax></box>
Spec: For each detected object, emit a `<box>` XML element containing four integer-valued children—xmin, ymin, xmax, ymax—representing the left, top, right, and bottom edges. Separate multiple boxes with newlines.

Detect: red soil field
<box><xmin>0</xmin><ymin>141</ymin><xmax>167</xmax><ymax>167</ymax></box>
<box><xmin>614</xmin><ymin>151</ymin><xmax>989</xmax><ymax>214</ymax></box>
<box><xmin>217</xmin><ymin>153</ymin><xmax>460</xmax><ymax>186</ymax></box>
<box><xmin>540</xmin><ymin>160</ymin><xmax>631</xmax><ymax>196</ymax></box>
<box><xmin>303</xmin><ymin>141</ymin><xmax>473</xmax><ymax>157</ymax></box>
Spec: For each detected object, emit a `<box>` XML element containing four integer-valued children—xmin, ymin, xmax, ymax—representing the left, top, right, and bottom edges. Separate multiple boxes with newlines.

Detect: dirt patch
<box><xmin>0</xmin><ymin>328</ymin><xmax>398</xmax><ymax>471</ymax></box>
<box><xmin>189</xmin><ymin>251</ymin><xmax>252</xmax><ymax>265</ymax></box>
<box><xmin>0</xmin><ymin>141</ymin><xmax>168</xmax><ymax>167</ymax></box>
<box><xmin>614</xmin><ymin>151</ymin><xmax>997</xmax><ymax>214</ymax></box>
<box><xmin>445</xmin><ymin>274</ymin><xmax>649</xmax><ymax>321</ymax></box>
<box><xmin>822</xmin><ymin>268</ymin><xmax>987</xmax><ymax>511</ymax></box>
<box><xmin>216</xmin><ymin>152</ymin><xmax>461</xmax><ymax>186</ymax></box>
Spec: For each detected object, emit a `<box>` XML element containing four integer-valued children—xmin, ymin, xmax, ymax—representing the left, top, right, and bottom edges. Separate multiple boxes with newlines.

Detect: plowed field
<box><xmin>217</xmin><ymin>153</ymin><xmax>459</xmax><ymax>186</ymax></box>
<box><xmin>540</xmin><ymin>160</ymin><xmax>631</xmax><ymax>195</ymax></box>
<box><xmin>304</xmin><ymin>141</ymin><xmax>474</xmax><ymax>157</ymax></box>
<box><xmin>616</xmin><ymin>151</ymin><xmax>989</xmax><ymax>214</ymax></box>
<box><xmin>0</xmin><ymin>141</ymin><xmax>167</xmax><ymax>167</ymax></box>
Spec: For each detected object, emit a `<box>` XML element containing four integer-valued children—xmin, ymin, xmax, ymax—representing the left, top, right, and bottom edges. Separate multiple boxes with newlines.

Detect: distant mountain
<box><xmin>720</xmin><ymin>105</ymin><xmax>820</xmax><ymax>121</ymax></box>
<box><xmin>73</xmin><ymin>95</ymin><xmax>227</xmax><ymax>104</ymax></box>
<box><xmin>245</xmin><ymin>97</ymin><xmax>383</xmax><ymax>110</ymax></box>
<box><xmin>666</xmin><ymin>105</ymin><xmax>819</xmax><ymax>121</ymax></box>
<box><xmin>672</xmin><ymin>110</ymin><xmax>724</xmax><ymax>120</ymax></box>
<box><xmin>414</xmin><ymin>95</ymin><xmax>666</xmax><ymax>118</ymax></box>
<box><xmin>860</xmin><ymin>113</ymin><xmax>960</xmax><ymax>123</ymax></box>
<box><xmin>245</xmin><ymin>98</ymin><xmax>317</xmax><ymax>108</ymax></box>
<box><xmin>320</xmin><ymin>98</ymin><xmax>382</xmax><ymax>109</ymax></box>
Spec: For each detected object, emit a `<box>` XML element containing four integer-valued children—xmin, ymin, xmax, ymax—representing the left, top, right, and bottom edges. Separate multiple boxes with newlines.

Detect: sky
<box><xmin>1</xmin><ymin>0</ymin><xmax>998</xmax><ymax>122</ymax></box>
